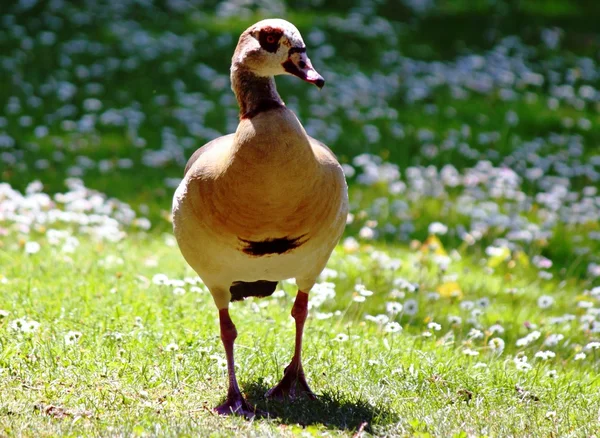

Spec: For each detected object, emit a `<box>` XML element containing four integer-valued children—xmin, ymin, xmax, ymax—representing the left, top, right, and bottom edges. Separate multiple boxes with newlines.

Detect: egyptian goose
<box><xmin>172</xmin><ymin>19</ymin><xmax>348</xmax><ymax>416</ymax></box>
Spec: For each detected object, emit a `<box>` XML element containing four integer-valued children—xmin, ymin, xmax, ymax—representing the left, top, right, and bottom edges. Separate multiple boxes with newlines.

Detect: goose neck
<box><xmin>230</xmin><ymin>66</ymin><xmax>284</xmax><ymax>118</ymax></box>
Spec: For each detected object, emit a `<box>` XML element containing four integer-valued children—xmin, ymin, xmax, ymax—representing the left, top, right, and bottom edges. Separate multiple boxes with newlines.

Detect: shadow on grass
<box><xmin>242</xmin><ymin>381</ymin><xmax>397</xmax><ymax>433</ymax></box>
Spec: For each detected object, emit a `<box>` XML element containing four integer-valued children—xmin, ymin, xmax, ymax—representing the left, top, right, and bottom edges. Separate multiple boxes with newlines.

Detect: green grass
<box><xmin>1</xmin><ymin>0</ymin><xmax>600</xmax><ymax>435</ymax></box>
<box><xmin>1</xmin><ymin>238</ymin><xmax>599</xmax><ymax>436</ymax></box>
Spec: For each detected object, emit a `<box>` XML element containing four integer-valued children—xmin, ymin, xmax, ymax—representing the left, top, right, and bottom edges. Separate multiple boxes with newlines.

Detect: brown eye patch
<box><xmin>258</xmin><ymin>27</ymin><xmax>283</xmax><ymax>53</ymax></box>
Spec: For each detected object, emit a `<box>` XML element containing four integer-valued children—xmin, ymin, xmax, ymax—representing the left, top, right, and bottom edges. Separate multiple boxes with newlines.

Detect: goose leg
<box><xmin>214</xmin><ymin>308</ymin><xmax>260</xmax><ymax>417</ymax></box>
<box><xmin>266</xmin><ymin>291</ymin><xmax>316</xmax><ymax>400</ymax></box>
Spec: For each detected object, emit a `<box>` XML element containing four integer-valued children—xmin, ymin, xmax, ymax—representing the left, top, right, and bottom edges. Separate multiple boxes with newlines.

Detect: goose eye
<box><xmin>259</xmin><ymin>28</ymin><xmax>282</xmax><ymax>53</ymax></box>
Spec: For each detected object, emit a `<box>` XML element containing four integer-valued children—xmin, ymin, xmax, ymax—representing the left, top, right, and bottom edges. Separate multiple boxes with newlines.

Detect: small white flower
<box><xmin>353</xmin><ymin>295</ymin><xmax>366</xmax><ymax>303</ymax></box>
<box><xmin>460</xmin><ymin>300</ymin><xmax>474</xmax><ymax>311</ymax></box>
<box><xmin>334</xmin><ymin>333</ymin><xmax>349</xmax><ymax>342</ymax></box>
<box><xmin>26</xmin><ymin>180</ymin><xmax>43</xmax><ymax>194</ymax></box>
<box><xmin>463</xmin><ymin>348</ymin><xmax>479</xmax><ymax>356</ymax></box>
<box><xmin>537</xmin><ymin>295</ymin><xmax>554</xmax><ymax>309</ymax></box>
<box><xmin>145</xmin><ymin>257</ymin><xmax>159</xmax><ymax>267</ymax></box>
<box><xmin>532</xmin><ymin>255</ymin><xmax>553</xmax><ymax>269</ymax></box>
<box><xmin>356</xmin><ymin>285</ymin><xmax>374</xmax><ymax>296</ymax></box>
<box><xmin>427</xmin><ymin>292</ymin><xmax>440</xmax><ymax>301</ymax></box>
<box><xmin>432</xmin><ymin>255</ymin><xmax>451</xmax><ymax>270</ymax></box>
<box><xmin>473</xmin><ymin>362</ymin><xmax>487</xmax><ymax>369</ymax></box>
<box><xmin>320</xmin><ymin>268</ymin><xmax>338</xmax><ymax>280</ymax></box>
<box><xmin>109</xmin><ymin>332</ymin><xmax>124</xmax><ymax>342</ymax></box>
<box><xmin>488</xmin><ymin>324</ymin><xmax>505</xmax><ymax>334</ymax></box>
<box><xmin>448</xmin><ymin>315</ymin><xmax>462</xmax><ymax>325</ymax></box>
<box><xmin>486</xmin><ymin>245</ymin><xmax>509</xmax><ymax>258</ymax></box>
<box><xmin>152</xmin><ymin>273</ymin><xmax>169</xmax><ymax>285</ymax></box>
<box><xmin>165</xmin><ymin>343</ymin><xmax>179</xmax><ymax>352</ymax></box>
<box><xmin>386</xmin><ymin>302</ymin><xmax>403</xmax><ymax>315</ymax></box>
<box><xmin>489</xmin><ymin>337</ymin><xmax>505</xmax><ymax>354</ymax></box>
<box><xmin>471</xmin><ymin>309</ymin><xmax>483</xmax><ymax>319</ymax></box>
<box><xmin>468</xmin><ymin>328</ymin><xmax>484</xmax><ymax>339</ymax></box>
<box><xmin>574</xmin><ymin>352</ymin><xmax>586</xmax><ymax>361</ymax></box>
<box><xmin>545</xmin><ymin>410</ymin><xmax>557</xmax><ymax>419</ymax></box>
<box><xmin>209</xmin><ymin>354</ymin><xmax>227</xmax><ymax>369</ymax></box>
<box><xmin>173</xmin><ymin>287</ymin><xmax>186</xmax><ymax>295</ymax></box>
<box><xmin>535</xmin><ymin>350</ymin><xmax>556</xmax><ymax>360</ymax></box>
<box><xmin>359</xmin><ymin>226</ymin><xmax>376</xmax><ymax>240</ymax></box>
<box><xmin>544</xmin><ymin>333</ymin><xmax>564</xmax><ymax>347</ymax></box>
<box><xmin>422</xmin><ymin>331</ymin><xmax>432</xmax><ymax>338</ymax></box>
<box><xmin>384</xmin><ymin>322</ymin><xmax>402</xmax><ymax>333</ymax></box>
<box><xmin>505</xmin><ymin>110</ymin><xmax>519</xmax><ymax>126</ymax></box>
<box><xmin>9</xmin><ymin>318</ymin><xmax>40</xmax><ymax>333</ymax></box>
<box><xmin>0</xmin><ymin>310</ymin><xmax>9</xmax><ymax>319</ymax></box>
<box><xmin>428</xmin><ymin>222</ymin><xmax>448</xmax><ymax>235</ymax></box>
<box><xmin>394</xmin><ymin>278</ymin><xmax>418</xmax><ymax>292</ymax></box>
<box><xmin>342</xmin><ymin>237</ymin><xmax>359</xmax><ymax>252</ymax></box>
<box><xmin>365</xmin><ymin>314</ymin><xmax>390</xmax><ymax>325</ymax></box>
<box><xmin>514</xmin><ymin>356</ymin><xmax>532</xmax><ymax>371</ymax></box>
<box><xmin>477</xmin><ymin>297</ymin><xmax>490</xmax><ymax>308</ymax></box>
<box><xmin>404</xmin><ymin>299</ymin><xmax>418</xmax><ymax>316</ymax></box>
<box><xmin>64</xmin><ymin>331</ymin><xmax>82</xmax><ymax>346</ymax></box>
<box><xmin>584</xmin><ymin>341</ymin><xmax>600</xmax><ymax>350</ymax></box>
<box><xmin>516</xmin><ymin>330</ymin><xmax>541</xmax><ymax>347</ymax></box>
<box><xmin>546</xmin><ymin>369</ymin><xmax>558</xmax><ymax>378</ymax></box>
<box><xmin>427</xmin><ymin>322</ymin><xmax>441</xmax><ymax>331</ymax></box>
<box><xmin>25</xmin><ymin>320</ymin><xmax>41</xmax><ymax>333</ymax></box>
<box><xmin>25</xmin><ymin>241</ymin><xmax>41</xmax><ymax>254</ymax></box>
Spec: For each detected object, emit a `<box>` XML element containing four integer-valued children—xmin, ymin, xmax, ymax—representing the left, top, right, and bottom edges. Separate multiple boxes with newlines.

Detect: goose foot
<box><xmin>265</xmin><ymin>365</ymin><xmax>316</xmax><ymax>401</ymax></box>
<box><xmin>214</xmin><ymin>396</ymin><xmax>264</xmax><ymax>418</ymax></box>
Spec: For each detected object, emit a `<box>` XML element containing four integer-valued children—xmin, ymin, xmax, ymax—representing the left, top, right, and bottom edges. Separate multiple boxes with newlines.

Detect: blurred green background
<box><xmin>1</xmin><ymin>0</ymin><xmax>599</xmax><ymax>278</ymax></box>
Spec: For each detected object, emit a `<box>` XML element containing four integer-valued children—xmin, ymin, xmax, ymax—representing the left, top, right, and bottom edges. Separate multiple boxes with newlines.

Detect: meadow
<box><xmin>1</xmin><ymin>0</ymin><xmax>600</xmax><ymax>436</ymax></box>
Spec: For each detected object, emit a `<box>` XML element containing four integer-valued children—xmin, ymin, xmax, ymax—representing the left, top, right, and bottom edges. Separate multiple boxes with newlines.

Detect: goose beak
<box><xmin>305</xmin><ymin>68</ymin><xmax>325</xmax><ymax>89</ymax></box>
<box><xmin>282</xmin><ymin>51</ymin><xmax>325</xmax><ymax>89</ymax></box>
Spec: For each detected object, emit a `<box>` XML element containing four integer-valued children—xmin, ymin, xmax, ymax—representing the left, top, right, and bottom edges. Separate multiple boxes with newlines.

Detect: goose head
<box><xmin>232</xmin><ymin>19</ymin><xmax>325</xmax><ymax>89</ymax></box>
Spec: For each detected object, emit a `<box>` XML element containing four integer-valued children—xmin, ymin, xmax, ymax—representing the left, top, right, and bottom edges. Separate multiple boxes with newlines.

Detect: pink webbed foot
<box><xmin>214</xmin><ymin>395</ymin><xmax>264</xmax><ymax>417</ymax></box>
<box><xmin>265</xmin><ymin>365</ymin><xmax>317</xmax><ymax>401</ymax></box>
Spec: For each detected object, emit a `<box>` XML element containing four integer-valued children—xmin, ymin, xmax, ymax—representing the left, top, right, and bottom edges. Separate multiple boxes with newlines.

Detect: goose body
<box><xmin>171</xmin><ymin>18</ymin><xmax>348</xmax><ymax>416</ymax></box>
<box><xmin>173</xmin><ymin>107</ymin><xmax>347</xmax><ymax>307</ymax></box>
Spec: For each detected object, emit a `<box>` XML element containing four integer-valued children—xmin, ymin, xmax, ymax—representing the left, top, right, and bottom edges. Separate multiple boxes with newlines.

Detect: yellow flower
<box><xmin>437</xmin><ymin>282</ymin><xmax>463</xmax><ymax>300</ymax></box>
<box><xmin>421</xmin><ymin>235</ymin><xmax>447</xmax><ymax>256</ymax></box>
